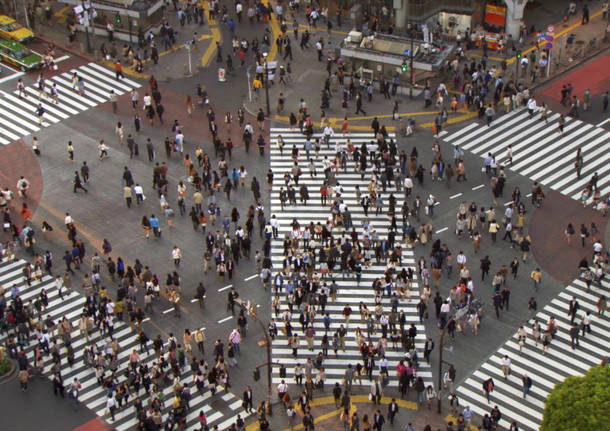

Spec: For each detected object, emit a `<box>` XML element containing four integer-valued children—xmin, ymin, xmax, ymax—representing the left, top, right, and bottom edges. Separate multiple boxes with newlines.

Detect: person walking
<box><xmin>19</xmin><ymin>368</ymin><xmax>29</xmax><ymax>392</ymax></box>
<box><xmin>522</xmin><ymin>374</ymin><xmax>532</xmax><ymax>399</ymax></box>
<box><xmin>372</xmin><ymin>410</ymin><xmax>385</xmax><ymax>431</ymax></box>
<box><xmin>369</xmin><ymin>377</ymin><xmax>382</xmax><ymax>405</ymax></box>
<box><xmin>530</xmin><ymin>268</ymin><xmax>542</xmax><ymax>291</ymax></box>
<box><xmin>568</xmin><ymin>296</ymin><xmax>580</xmax><ymax>324</ymax></box>
<box><xmin>242</xmin><ymin>385</ymin><xmax>253</xmax><ymax>413</ymax></box>
<box><xmin>500</xmin><ymin>355</ymin><xmax>511</xmax><ymax>379</ymax></box>
<box><xmin>36</xmin><ymin>104</ymin><xmax>45</xmax><ymax>124</ymax></box>
<box><xmin>387</xmin><ymin>399</ymin><xmax>398</xmax><ymax>425</ymax></box>
<box><xmin>482</xmin><ymin>377</ymin><xmax>494</xmax><ymax>404</ymax></box>
<box><xmin>73</xmin><ymin>171</ymin><xmax>88</xmax><ymax>193</ymax></box>
<box><xmin>569</xmin><ymin>322</ymin><xmax>580</xmax><ymax>349</ymax></box>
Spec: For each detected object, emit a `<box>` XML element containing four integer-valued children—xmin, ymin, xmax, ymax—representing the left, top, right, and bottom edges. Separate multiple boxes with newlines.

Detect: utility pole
<box><xmin>235</xmin><ymin>298</ymin><xmax>273</xmax><ymax>416</ymax></box>
<box><xmin>263</xmin><ymin>52</ymin><xmax>271</xmax><ymax>116</ymax></box>
<box><xmin>437</xmin><ymin>316</ymin><xmax>455</xmax><ymax>414</ymax></box>
<box><xmin>82</xmin><ymin>0</ymin><xmax>92</xmax><ymax>53</ymax></box>
<box><xmin>410</xmin><ymin>36</ymin><xmax>414</xmax><ymax>99</ymax></box>
<box><xmin>185</xmin><ymin>40</ymin><xmax>192</xmax><ymax>76</ymax></box>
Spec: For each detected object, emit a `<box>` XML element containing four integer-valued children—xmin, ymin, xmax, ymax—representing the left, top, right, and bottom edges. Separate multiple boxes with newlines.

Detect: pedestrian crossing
<box><xmin>442</xmin><ymin>108</ymin><xmax>610</xmax><ymax>204</ymax></box>
<box><xmin>0</xmin><ymin>62</ymin><xmax>141</xmax><ymax>146</ymax></box>
<box><xmin>454</xmin><ymin>276</ymin><xmax>610</xmax><ymax>430</ymax></box>
<box><xmin>269</xmin><ymin>128</ymin><xmax>433</xmax><ymax>389</ymax></box>
<box><xmin>0</xmin><ymin>258</ymin><xmax>250</xmax><ymax>431</ymax></box>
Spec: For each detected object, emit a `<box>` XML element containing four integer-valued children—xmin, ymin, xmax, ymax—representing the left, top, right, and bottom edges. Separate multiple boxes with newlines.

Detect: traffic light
<box><xmin>401</xmin><ymin>59</ymin><xmax>408</xmax><ymax>72</ymax></box>
<box><xmin>253</xmin><ymin>368</ymin><xmax>260</xmax><ymax>381</ymax></box>
<box><xmin>516</xmin><ymin>50</ymin><xmax>522</xmax><ymax>60</ymax></box>
<box><xmin>115</xmin><ymin>13</ymin><xmax>121</xmax><ymax>24</ymax></box>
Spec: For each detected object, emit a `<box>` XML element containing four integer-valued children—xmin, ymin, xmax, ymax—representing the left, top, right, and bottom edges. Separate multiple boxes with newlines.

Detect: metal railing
<box><xmin>406</xmin><ymin>0</ymin><xmax>475</xmax><ymax>21</ymax></box>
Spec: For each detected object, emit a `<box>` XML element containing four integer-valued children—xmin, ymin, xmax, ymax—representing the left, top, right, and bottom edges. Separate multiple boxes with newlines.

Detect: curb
<box><xmin>35</xmin><ymin>34</ymin><xmax>92</xmax><ymax>63</ymax></box>
<box><xmin>0</xmin><ymin>359</ymin><xmax>17</xmax><ymax>385</ymax></box>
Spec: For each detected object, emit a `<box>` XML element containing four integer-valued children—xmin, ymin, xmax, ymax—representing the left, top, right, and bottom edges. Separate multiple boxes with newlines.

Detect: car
<box><xmin>0</xmin><ymin>15</ymin><xmax>34</xmax><ymax>42</ymax></box>
<box><xmin>0</xmin><ymin>39</ymin><xmax>42</xmax><ymax>71</ymax></box>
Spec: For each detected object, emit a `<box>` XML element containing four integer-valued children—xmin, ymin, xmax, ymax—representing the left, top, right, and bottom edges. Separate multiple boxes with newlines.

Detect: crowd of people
<box><xmin>1</xmin><ymin>1</ymin><xmax>609</xmax><ymax>431</ymax></box>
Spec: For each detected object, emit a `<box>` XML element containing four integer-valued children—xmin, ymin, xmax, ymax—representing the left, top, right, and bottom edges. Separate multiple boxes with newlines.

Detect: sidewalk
<box><xmin>244</xmin><ymin>1</ymin><xmax>609</xmax><ymax>132</ymax></box>
<box><xmin>34</xmin><ymin>1</ymin><xmax>219</xmax><ymax>81</ymax></box>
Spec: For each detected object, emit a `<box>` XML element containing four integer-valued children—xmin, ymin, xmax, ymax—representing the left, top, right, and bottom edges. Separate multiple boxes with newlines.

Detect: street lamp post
<box><xmin>437</xmin><ymin>316</ymin><xmax>455</xmax><ymax>414</ymax></box>
<box><xmin>263</xmin><ymin>52</ymin><xmax>271</xmax><ymax>116</ymax></box>
<box><xmin>235</xmin><ymin>298</ymin><xmax>273</xmax><ymax>416</ymax></box>
<box><xmin>409</xmin><ymin>36</ymin><xmax>414</xmax><ymax>99</ymax></box>
<box><xmin>82</xmin><ymin>0</ymin><xmax>92</xmax><ymax>53</ymax></box>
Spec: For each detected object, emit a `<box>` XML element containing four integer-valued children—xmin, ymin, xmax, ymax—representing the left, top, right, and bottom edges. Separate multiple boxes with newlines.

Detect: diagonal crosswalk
<box><xmin>0</xmin><ymin>62</ymin><xmax>141</xmax><ymax>146</ymax></box>
<box><xmin>0</xmin><ymin>258</ymin><xmax>250</xmax><ymax>431</ymax></box>
<box><xmin>442</xmin><ymin>108</ymin><xmax>610</xmax><ymax>203</ymax></box>
<box><xmin>454</xmin><ymin>277</ymin><xmax>610</xmax><ymax>430</ymax></box>
<box><xmin>269</xmin><ymin>128</ymin><xmax>433</xmax><ymax>389</ymax></box>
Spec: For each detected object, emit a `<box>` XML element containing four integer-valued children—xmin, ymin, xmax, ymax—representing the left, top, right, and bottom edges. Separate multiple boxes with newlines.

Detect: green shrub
<box><xmin>541</xmin><ymin>365</ymin><xmax>610</xmax><ymax>431</ymax></box>
<box><xmin>0</xmin><ymin>359</ymin><xmax>12</xmax><ymax>376</ymax></box>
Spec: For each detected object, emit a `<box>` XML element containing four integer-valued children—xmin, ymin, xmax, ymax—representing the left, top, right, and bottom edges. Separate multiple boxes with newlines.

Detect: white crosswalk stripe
<box><xmin>0</xmin><ymin>62</ymin><xmax>141</xmax><ymax>146</ymax></box>
<box><xmin>268</xmin><ymin>128</ymin><xmax>433</xmax><ymax>390</ymax></box>
<box><xmin>0</xmin><ymin>258</ymin><xmax>250</xmax><ymax>431</ymax></box>
<box><xmin>454</xmin><ymin>277</ymin><xmax>610</xmax><ymax>431</ymax></box>
<box><xmin>442</xmin><ymin>109</ymin><xmax>610</xmax><ymax>206</ymax></box>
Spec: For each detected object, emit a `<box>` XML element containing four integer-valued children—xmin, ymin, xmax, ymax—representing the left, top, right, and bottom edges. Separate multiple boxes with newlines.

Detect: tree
<box><xmin>540</xmin><ymin>365</ymin><xmax>610</xmax><ymax>431</ymax></box>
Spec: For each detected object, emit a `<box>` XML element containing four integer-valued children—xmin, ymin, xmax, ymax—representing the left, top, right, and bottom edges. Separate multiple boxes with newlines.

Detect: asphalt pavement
<box><xmin>0</xmin><ymin>1</ymin><xmax>608</xmax><ymax>430</ymax></box>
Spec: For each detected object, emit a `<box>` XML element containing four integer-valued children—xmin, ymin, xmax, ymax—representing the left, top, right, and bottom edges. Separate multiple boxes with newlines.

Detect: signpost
<box><xmin>185</xmin><ymin>40</ymin><xmax>192</xmax><ymax>76</ymax></box>
<box><xmin>246</xmin><ymin>66</ymin><xmax>252</xmax><ymax>102</ymax></box>
<box><xmin>545</xmin><ymin>26</ymin><xmax>555</xmax><ymax>76</ymax></box>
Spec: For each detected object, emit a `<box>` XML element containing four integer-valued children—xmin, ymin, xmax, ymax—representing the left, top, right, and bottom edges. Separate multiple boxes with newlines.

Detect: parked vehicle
<box><xmin>0</xmin><ymin>15</ymin><xmax>34</xmax><ymax>42</ymax></box>
<box><xmin>0</xmin><ymin>39</ymin><xmax>42</xmax><ymax>71</ymax></box>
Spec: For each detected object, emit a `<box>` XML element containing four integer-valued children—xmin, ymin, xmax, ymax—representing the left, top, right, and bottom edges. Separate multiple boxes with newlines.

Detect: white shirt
<box><xmin>456</xmin><ymin>254</ymin><xmax>467</xmax><ymax>265</ymax></box>
<box><xmin>133</xmin><ymin>185</ymin><xmax>144</xmax><ymax>196</ymax></box>
<box><xmin>527</xmin><ymin>98</ymin><xmax>537</xmax><ymax>110</ymax></box>
<box><xmin>404</xmin><ymin>177</ymin><xmax>413</xmax><ymax>189</ymax></box>
<box><xmin>501</xmin><ymin>357</ymin><xmax>511</xmax><ymax>367</ymax></box>
<box><xmin>64</xmin><ymin>215</ymin><xmax>73</xmax><ymax>225</ymax></box>
<box><xmin>323</xmin><ymin>126</ymin><xmax>334</xmax><ymax>137</ymax></box>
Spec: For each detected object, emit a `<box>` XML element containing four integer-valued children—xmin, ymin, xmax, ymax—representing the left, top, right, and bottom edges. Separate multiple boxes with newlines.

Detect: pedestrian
<box><xmin>19</xmin><ymin>368</ymin><xmax>28</xmax><ymax>392</ymax></box>
<box><xmin>425</xmin><ymin>385</ymin><xmax>436</xmax><ymax>410</ymax></box>
<box><xmin>109</xmin><ymin>90</ymin><xmax>118</xmax><ymax>114</ymax></box>
<box><xmin>522</xmin><ymin>374</ymin><xmax>532</xmax><ymax>399</ymax></box>
<box><xmin>568</xmin><ymin>296</ymin><xmax>580</xmax><ymax>324</ymax></box>
<box><xmin>123</xmin><ymin>185</ymin><xmax>132</xmax><ymax>208</ymax></box>
<box><xmin>373</xmin><ymin>410</ymin><xmax>385</xmax><ymax>431</ymax></box>
<box><xmin>500</xmin><ymin>355</ymin><xmax>511</xmax><ymax>379</ymax></box>
<box><xmin>530</xmin><ymin>268</ymin><xmax>541</xmax><ymax>290</ymax></box>
<box><xmin>106</xmin><ymin>393</ymin><xmax>117</xmax><ymax>421</ymax></box>
<box><xmin>565</xmin><ymin>223</ymin><xmax>575</xmax><ymax>244</ymax></box>
<box><xmin>67</xmin><ymin>141</ymin><xmax>74</xmax><ymax>161</ymax></box>
<box><xmin>73</xmin><ymin>171</ymin><xmax>88</xmax><ymax>193</ymax></box>
<box><xmin>115</xmin><ymin>60</ymin><xmax>124</xmax><ymax>80</ymax></box>
<box><xmin>36</xmin><ymin>103</ymin><xmax>45</xmax><ymax>124</ymax></box>
<box><xmin>482</xmin><ymin>377</ymin><xmax>494</xmax><ymax>404</ymax></box>
<box><xmin>570</xmin><ymin>322</ymin><xmax>580</xmax><ymax>349</ymax></box>
<box><xmin>370</xmin><ymin>377</ymin><xmax>382</xmax><ymax>404</ymax></box>
<box><xmin>242</xmin><ymin>385</ymin><xmax>253</xmax><ymax>413</ymax></box>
